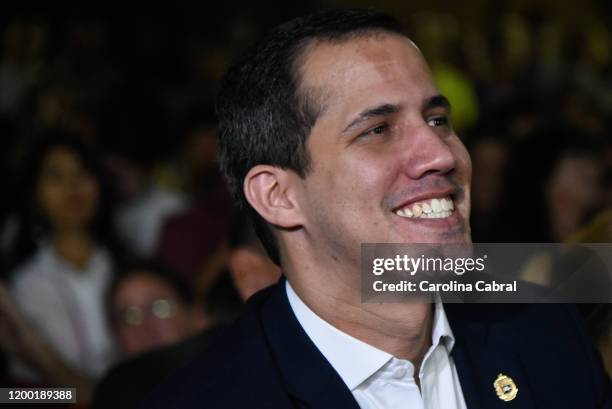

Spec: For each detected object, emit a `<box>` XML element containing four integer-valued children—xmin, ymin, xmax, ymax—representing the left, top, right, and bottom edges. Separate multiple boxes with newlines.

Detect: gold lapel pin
<box><xmin>493</xmin><ymin>373</ymin><xmax>518</xmax><ymax>402</ymax></box>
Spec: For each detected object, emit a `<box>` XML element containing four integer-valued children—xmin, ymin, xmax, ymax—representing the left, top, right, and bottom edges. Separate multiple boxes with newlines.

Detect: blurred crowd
<box><xmin>0</xmin><ymin>1</ymin><xmax>610</xmax><ymax>407</ymax></box>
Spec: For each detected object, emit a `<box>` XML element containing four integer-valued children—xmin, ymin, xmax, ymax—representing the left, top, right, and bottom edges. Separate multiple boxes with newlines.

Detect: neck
<box><xmin>52</xmin><ymin>230</ymin><xmax>94</xmax><ymax>270</ymax></box>
<box><xmin>287</xmin><ymin>263</ymin><xmax>433</xmax><ymax>369</ymax></box>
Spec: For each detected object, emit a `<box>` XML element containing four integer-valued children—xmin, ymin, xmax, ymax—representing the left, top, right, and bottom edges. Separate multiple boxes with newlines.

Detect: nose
<box><xmin>401</xmin><ymin>124</ymin><xmax>456</xmax><ymax>179</ymax></box>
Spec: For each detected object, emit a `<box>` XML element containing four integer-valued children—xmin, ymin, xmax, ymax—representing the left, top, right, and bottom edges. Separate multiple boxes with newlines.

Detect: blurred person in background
<box><xmin>0</xmin><ymin>283</ymin><xmax>95</xmax><ymax>409</ymax></box>
<box><xmin>465</xmin><ymin>124</ymin><xmax>510</xmax><ymax>242</ymax></box>
<box><xmin>106</xmin><ymin>261</ymin><xmax>208</xmax><ymax>358</ymax></box>
<box><xmin>157</xmin><ymin>107</ymin><xmax>231</xmax><ymax>291</ymax></box>
<box><xmin>110</xmin><ymin>150</ymin><xmax>187</xmax><ymax>259</ymax></box>
<box><xmin>493</xmin><ymin>126</ymin><xmax>611</xmax><ymax>372</ymax></box>
<box><xmin>107</xmin><ymin>90</ymin><xmax>187</xmax><ymax>259</ymax></box>
<box><xmin>0</xmin><ymin>132</ymin><xmax>123</xmax><ymax>401</ymax></box>
<box><xmin>493</xmin><ymin>125</ymin><xmax>606</xmax><ymax>243</ymax></box>
<box><xmin>94</xmin><ymin>213</ymin><xmax>278</xmax><ymax>408</ymax></box>
<box><xmin>27</xmin><ymin>81</ymin><xmax>99</xmax><ymax>143</ymax></box>
<box><xmin>226</xmin><ymin>212</ymin><xmax>281</xmax><ymax>301</ymax></box>
<box><xmin>94</xmin><ymin>265</ymin><xmax>225</xmax><ymax>409</ymax></box>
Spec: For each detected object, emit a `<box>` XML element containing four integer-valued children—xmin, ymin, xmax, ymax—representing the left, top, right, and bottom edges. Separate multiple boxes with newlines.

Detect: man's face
<box><xmin>293</xmin><ymin>33</ymin><xmax>472</xmax><ymax>267</ymax></box>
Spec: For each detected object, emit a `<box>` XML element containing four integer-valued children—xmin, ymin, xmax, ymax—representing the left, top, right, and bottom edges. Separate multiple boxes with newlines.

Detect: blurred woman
<box><xmin>3</xmin><ymin>132</ymin><xmax>122</xmax><ymax>394</ymax></box>
<box><xmin>493</xmin><ymin>125</ymin><xmax>606</xmax><ymax>243</ymax></box>
<box><xmin>107</xmin><ymin>261</ymin><xmax>206</xmax><ymax>359</ymax></box>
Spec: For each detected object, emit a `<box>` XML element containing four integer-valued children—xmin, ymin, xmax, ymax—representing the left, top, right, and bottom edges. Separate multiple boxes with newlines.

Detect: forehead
<box><xmin>43</xmin><ymin>146</ymin><xmax>78</xmax><ymax>165</ymax></box>
<box><xmin>113</xmin><ymin>272</ymin><xmax>178</xmax><ymax>304</ymax></box>
<box><xmin>297</xmin><ymin>33</ymin><xmax>437</xmax><ymax>113</ymax></box>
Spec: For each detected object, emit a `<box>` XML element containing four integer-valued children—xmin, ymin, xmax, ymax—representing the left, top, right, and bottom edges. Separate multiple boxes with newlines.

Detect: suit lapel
<box><xmin>446</xmin><ymin>304</ymin><xmax>536</xmax><ymax>409</ymax></box>
<box><xmin>260</xmin><ymin>281</ymin><xmax>360</xmax><ymax>409</ymax></box>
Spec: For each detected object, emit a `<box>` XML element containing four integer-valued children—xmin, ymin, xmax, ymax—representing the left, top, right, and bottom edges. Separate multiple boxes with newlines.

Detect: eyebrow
<box><xmin>343</xmin><ymin>103</ymin><xmax>400</xmax><ymax>134</ymax></box>
<box><xmin>342</xmin><ymin>95</ymin><xmax>451</xmax><ymax>134</ymax></box>
<box><xmin>424</xmin><ymin>94</ymin><xmax>451</xmax><ymax>112</ymax></box>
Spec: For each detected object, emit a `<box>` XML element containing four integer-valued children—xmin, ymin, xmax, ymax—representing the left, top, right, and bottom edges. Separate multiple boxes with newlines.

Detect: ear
<box><xmin>243</xmin><ymin>165</ymin><xmax>304</xmax><ymax>229</ymax></box>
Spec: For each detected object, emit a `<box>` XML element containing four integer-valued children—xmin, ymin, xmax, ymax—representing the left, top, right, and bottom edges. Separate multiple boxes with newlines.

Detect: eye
<box><xmin>361</xmin><ymin>123</ymin><xmax>389</xmax><ymax>137</ymax></box>
<box><xmin>427</xmin><ymin>116</ymin><xmax>450</xmax><ymax>128</ymax></box>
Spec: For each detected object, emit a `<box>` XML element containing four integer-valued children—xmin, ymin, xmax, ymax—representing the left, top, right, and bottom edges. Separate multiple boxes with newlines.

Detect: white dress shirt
<box><xmin>9</xmin><ymin>243</ymin><xmax>117</xmax><ymax>380</ymax></box>
<box><xmin>286</xmin><ymin>281</ymin><xmax>467</xmax><ymax>409</ymax></box>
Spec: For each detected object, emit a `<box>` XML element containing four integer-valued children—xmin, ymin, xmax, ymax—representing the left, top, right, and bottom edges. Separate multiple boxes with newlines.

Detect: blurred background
<box><xmin>0</xmin><ymin>0</ymin><xmax>610</xmax><ymax>407</ymax></box>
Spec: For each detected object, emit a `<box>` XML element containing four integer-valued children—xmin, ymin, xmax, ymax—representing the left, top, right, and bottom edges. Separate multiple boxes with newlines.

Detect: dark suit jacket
<box><xmin>143</xmin><ymin>281</ymin><xmax>611</xmax><ymax>408</ymax></box>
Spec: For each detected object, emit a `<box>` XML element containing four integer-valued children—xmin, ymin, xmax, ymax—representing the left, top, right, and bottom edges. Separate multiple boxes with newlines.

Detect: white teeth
<box><xmin>431</xmin><ymin>198</ymin><xmax>441</xmax><ymax>212</ymax></box>
<box><xmin>394</xmin><ymin>196</ymin><xmax>455</xmax><ymax>219</ymax></box>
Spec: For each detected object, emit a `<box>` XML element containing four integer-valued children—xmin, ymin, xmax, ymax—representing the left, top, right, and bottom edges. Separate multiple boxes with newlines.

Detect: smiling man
<box><xmin>145</xmin><ymin>10</ymin><xmax>610</xmax><ymax>409</ymax></box>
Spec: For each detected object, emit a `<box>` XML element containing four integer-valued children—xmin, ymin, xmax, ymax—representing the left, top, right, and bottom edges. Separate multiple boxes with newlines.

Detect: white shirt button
<box><xmin>393</xmin><ymin>366</ymin><xmax>408</xmax><ymax>379</ymax></box>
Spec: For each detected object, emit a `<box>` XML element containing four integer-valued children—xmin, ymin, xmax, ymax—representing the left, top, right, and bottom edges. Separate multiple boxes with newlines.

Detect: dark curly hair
<box><xmin>7</xmin><ymin>131</ymin><xmax>124</xmax><ymax>273</ymax></box>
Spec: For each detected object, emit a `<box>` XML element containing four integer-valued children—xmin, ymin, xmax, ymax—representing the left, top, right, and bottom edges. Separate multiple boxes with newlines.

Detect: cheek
<box><xmin>321</xmin><ymin>151</ymin><xmax>395</xmax><ymax>204</ymax></box>
<box><xmin>81</xmin><ymin>179</ymin><xmax>100</xmax><ymax>208</ymax></box>
<box><xmin>36</xmin><ymin>183</ymin><xmax>64</xmax><ymax>218</ymax></box>
<box><xmin>153</xmin><ymin>317</ymin><xmax>190</xmax><ymax>342</ymax></box>
<box><xmin>118</xmin><ymin>327</ymin><xmax>144</xmax><ymax>352</ymax></box>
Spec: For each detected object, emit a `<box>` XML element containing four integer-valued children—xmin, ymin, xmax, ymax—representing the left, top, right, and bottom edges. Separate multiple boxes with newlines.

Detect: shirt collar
<box><xmin>285</xmin><ymin>280</ymin><xmax>455</xmax><ymax>390</ymax></box>
<box><xmin>432</xmin><ymin>295</ymin><xmax>456</xmax><ymax>352</ymax></box>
